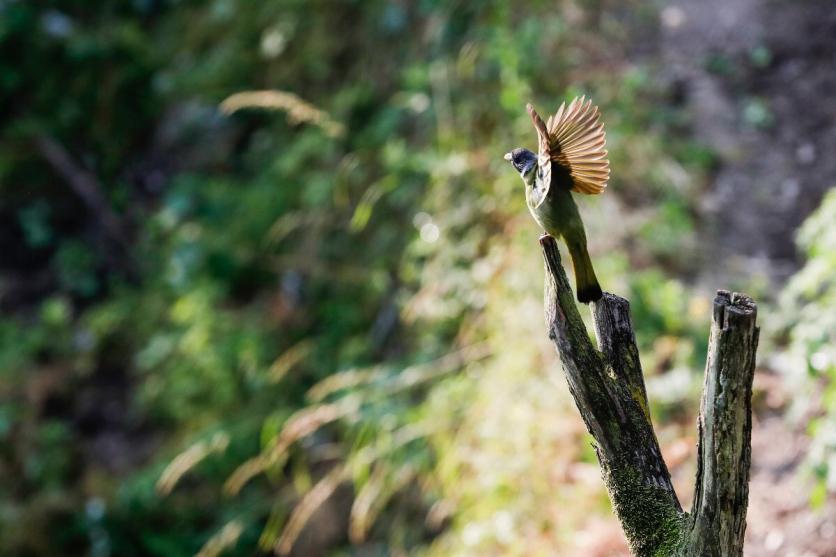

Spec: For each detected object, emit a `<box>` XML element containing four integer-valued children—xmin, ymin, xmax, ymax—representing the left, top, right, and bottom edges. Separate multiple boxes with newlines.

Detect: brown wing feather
<box><xmin>526</xmin><ymin>103</ymin><xmax>552</xmax><ymax>207</ymax></box>
<box><xmin>547</xmin><ymin>96</ymin><xmax>610</xmax><ymax>195</ymax></box>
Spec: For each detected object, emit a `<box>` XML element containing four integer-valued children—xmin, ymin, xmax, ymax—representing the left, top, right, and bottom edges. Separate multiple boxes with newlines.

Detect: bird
<box><xmin>504</xmin><ymin>96</ymin><xmax>609</xmax><ymax>303</ymax></box>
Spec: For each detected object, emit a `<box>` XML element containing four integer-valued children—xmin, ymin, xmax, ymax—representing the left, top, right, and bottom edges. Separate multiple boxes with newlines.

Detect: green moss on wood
<box><xmin>601</xmin><ymin>462</ymin><xmax>688</xmax><ymax>557</ymax></box>
<box><xmin>542</xmin><ymin>239</ymin><xmax>756</xmax><ymax>556</ymax></box>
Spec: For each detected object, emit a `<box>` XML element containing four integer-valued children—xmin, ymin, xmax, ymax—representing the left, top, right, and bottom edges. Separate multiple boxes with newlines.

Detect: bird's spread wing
<box><xmin>526</xmin><ymin>103</ymin><xmax>552</xmax><ymax>208</ymax></box>
<box><xmin>546</xmin><ymin>96</ymin><xmax>609</xmax><ymax>195</ymax></box>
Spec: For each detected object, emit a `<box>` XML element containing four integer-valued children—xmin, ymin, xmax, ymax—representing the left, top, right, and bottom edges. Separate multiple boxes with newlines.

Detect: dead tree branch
<box><xmin>539</xmin><ymin>235</ymin><xmax>758</xmax><ymax>556</ymax></box>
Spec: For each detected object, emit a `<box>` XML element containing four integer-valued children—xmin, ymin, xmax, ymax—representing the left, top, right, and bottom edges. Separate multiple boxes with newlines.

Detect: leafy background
<box><xmin>1</xmin><ymin>1</ymin><xmax>834</xmax><ymax>555</ymax></box>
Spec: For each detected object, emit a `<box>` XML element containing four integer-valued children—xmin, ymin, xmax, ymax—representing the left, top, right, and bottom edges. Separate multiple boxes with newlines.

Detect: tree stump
<box><xmin>540</xmin><ymin>236</ymin><xmax>759</xmax><ymax>556</ymax></box>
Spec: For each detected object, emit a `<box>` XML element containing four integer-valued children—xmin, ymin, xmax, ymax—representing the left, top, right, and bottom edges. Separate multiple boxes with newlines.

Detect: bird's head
<box><xmin>503</xmin><ymin>147</ymin><xmax>537</xmax><ymax>186</ymax></box>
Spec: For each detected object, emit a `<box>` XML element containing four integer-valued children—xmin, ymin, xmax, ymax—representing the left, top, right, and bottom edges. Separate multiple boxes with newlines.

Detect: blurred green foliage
<box><xmin>779</xmin><ymin>190</ymin><xmax>836</xmax><ymax>508</ymax></box>
<box><xmin>2</xmin><ymin>1</ymin><xmax>830</xmax><ymax>556</ymax></box>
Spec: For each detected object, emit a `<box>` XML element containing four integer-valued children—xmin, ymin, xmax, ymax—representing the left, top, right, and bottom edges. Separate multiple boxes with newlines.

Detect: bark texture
<box><xmin>687</xmin><ymin>290</ymin><xmax>759</xmax><ymax>556</ymax></box>
<box><xmin>539</xmin><ymin>236</ymin><xmax>759</xmax><ymax>556</ymax></box>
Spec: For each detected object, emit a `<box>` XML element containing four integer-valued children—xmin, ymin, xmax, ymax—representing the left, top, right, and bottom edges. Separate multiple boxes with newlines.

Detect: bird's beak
<box><xmin>503</xmin><ymin>152</ymin><xmax>512</xmax><ymax>161</ymax></box>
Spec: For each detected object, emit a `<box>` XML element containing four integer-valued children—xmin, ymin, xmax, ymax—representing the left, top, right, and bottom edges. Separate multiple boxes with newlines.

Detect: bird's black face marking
<box><xmin>504</xmin><ymin>147</ymin><xmax>537</xmax><ymax>177</ymax></box>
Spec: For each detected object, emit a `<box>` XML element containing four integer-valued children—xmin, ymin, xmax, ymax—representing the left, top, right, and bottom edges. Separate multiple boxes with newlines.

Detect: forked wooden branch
<box><xmin>539</xmin><ymin>236</ymin><xmax>758</xmax><ymax>556</ymax></box>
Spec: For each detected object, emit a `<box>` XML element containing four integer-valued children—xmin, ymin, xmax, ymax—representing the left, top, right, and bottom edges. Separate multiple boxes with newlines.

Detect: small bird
<box><xmin>504</xmin><ymin>96</ymin><xmax>609</xmax><ymax>303</ymax></box>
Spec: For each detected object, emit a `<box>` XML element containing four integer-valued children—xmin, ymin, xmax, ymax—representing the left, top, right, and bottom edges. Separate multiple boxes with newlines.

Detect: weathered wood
<box><xmin>539</xmin><ymin>236</ymin><xmax>758</xmax><ymax>556</ymax></box>
<box><xmin>541</xmin><ymin>236</ymin><xmax>685</xmax><ymax>555</ymax></box>
<box><xmin>687</xmin><ymin>291</ymin><xmax>758</xmax><ymax>556</ymax></box>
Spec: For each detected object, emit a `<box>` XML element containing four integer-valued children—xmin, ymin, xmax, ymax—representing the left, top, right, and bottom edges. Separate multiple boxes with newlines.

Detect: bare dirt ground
<box><xmin>745</xmin><ymin>371</ymin><xmax>836</xmax><ymax>557</ymax></box>
<box><xmin>658</xmin><ymin>0</ymin><xmax>836</xmax><ymax>289</ymax></box>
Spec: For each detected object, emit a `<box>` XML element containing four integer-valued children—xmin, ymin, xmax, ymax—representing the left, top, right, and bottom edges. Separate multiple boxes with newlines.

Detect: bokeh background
<box><xmin>1</xmin><ymin>1</ymin><xmax>835</xmax><ymax>556</ymax></box>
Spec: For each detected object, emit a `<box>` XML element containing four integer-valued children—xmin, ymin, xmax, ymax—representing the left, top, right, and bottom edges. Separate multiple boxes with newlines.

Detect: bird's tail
<box><xmin>567</xmin><ymin>240</ymin><xmax>602</xmax><ymax>304</ymax></box>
